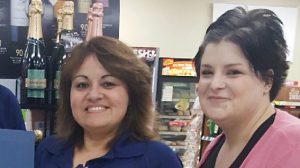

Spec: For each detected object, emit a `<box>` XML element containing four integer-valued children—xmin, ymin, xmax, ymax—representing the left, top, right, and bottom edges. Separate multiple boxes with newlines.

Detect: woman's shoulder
<box><xmin>36</xmin><ymin>135</ymin><xmax>70</xmax><ymax>154</ymax></box>
<box><xmin>269</xmin><ymin>109</ymin><xmax>300</xmax><ymax>141</ymax></box>
<box><xmin>274</xmin><ymin>109</ymin><xmax>300</xmax><ymax>130</ymax></box>
<box><xmin>144</xmin><ymin>140</ymin><xmax>174</xmax><ymax>151</ymax></box>
<box><xmin>142</xmin><ymin>140</ymin><xmax>183</xmax><ymax>167</ymax></box>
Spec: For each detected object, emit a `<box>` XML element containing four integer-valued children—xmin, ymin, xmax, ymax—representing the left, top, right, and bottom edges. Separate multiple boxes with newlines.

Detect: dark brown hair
<box><xmin>55</xmin><ymin>36</ymin><xmax>158</xmax><ymax>146</ymax></box>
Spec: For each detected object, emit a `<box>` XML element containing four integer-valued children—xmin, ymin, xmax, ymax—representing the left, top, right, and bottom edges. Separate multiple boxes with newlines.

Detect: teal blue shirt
<box><xmin>35</xmin><ymin>133</ymin><xmax>183</xmax><ymax>168</ymax></box>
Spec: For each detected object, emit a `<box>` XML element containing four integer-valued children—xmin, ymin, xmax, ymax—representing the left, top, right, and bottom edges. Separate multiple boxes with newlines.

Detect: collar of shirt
<box><xmin>44</xmin><ymin>133</ymin><xmax>146</xmax><ymax>165</ymax></box>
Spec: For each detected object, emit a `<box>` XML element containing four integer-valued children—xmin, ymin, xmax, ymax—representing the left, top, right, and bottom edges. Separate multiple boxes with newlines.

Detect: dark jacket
<box><xmin>35</xmin><ymin>133</ymin><xmax>183</xmax><ymax>168</ymax></box>
<box><xmin>0</xmin><ymin>85</ymin><xmax>25</xmax><ymax>130</ymax></box>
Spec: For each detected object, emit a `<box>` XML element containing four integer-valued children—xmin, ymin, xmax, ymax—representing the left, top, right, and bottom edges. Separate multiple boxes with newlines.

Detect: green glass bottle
<box><xmin>21</xmin><ymin>0</ymin><xmax>49</xmax><ymax>105</ymax></box>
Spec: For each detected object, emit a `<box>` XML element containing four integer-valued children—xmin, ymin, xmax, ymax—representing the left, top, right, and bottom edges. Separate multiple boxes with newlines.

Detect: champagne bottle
<box><xmin>60</xmin><ymin>1</ymin><xmax>82</xmax><ymax>55</ymax></box>
<box><xmin>85</xmin><ymin>1</ymin><xmax>104</xmax><ymax>41</ymax></box>
<box><xmin>10</xmin><ymin>0</ymin><xmax>29</xmax><ymax>43</ymax></box>
<box><xmin>21</xmin><ymin>0</ymin><xmax>48</xmax><ymax>105</ymax></box>
<box><xmin>50</xmin><ymin>8</ymin><xmax>65</xmax><ymax>105</ymax></box>
<box><xmin>85</xmin><ymin>7</ymin><xmax>93</xmax><ymax>41</ymax></box>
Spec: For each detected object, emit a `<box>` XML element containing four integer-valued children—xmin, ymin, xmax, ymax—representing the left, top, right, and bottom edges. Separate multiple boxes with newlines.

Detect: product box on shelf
<box><xmin>275</xmin><ymin>86</ymin><xmax>300</xmax><ymax>102</ymax></box>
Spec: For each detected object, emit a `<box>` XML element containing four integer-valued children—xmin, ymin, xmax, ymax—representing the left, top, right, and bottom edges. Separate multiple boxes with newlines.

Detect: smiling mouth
<box><xmin>86</xmin><ymin>106</ymin><xmax>107</xmax><ymax>112</ymax></box>
<box><xmin>208</xmin><ymin>96</ymin><xmax>229</xmax><ymax>103</ymax></box>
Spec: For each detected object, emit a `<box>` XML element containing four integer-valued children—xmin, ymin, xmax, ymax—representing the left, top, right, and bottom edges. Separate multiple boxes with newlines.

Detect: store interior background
<box><xmin>119</xmin><ymin>0</ymin><xmax>300</xmax><ymax>82</ymax></box>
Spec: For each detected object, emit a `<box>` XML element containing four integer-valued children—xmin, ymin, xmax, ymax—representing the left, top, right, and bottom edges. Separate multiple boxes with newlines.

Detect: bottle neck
<box><xmin>90</xmin><ymin>3</ymin><xmax>104</xmax><ymax>38</ymax></box>
<box><xmin>57</xmin><ymin>19</ymin><xmax>63</xmax><ymax>34</ymax></box>
<box><xmin>28</xmin><ymin>11</ymin><xmax>43</xmax><ymax>39</ymax></box>
<box><xmin>56</xmin><ymin>18</ymin><xmax>63</xmax><ymax>43</ymax></box>
<box><xmin>85</xmin><ymin>9</ymin><xmax>93</xmax><ymax>41</ymax></box>
<box><xmin>63</xmin><ymin>14</ymin><xmax>74</xmax><ymax>31</ymax></box>
<box><xmin>91</xmin><ymin>16</ymin><xmax>103</xmax><ymax>37</ymax></box>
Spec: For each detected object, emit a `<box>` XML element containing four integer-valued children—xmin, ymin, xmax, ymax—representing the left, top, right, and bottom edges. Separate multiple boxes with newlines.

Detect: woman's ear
<box><xmin>264</xmin><ymin>69</ymin><xmax>274</xmax><ymax>92</ymax></box>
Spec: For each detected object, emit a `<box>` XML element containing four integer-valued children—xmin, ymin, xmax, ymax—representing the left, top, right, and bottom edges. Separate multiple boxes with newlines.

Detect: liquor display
<box><xmin>155</xmin><ymin>57</ymin><xmax>198</xmax><ymax>160</ymax></box>
<box><xmin>21</xmin><ymin>0</ymin><xmax>49</xmax><ymax>105</ymax></box>
<box><xmin>85</xmin><ymin>1</ymin><xmax>104</xmax><ymax>41</ymax></box>
<box><xmin>0</xmin><ymin>0</ymin><xmax>119</xmax><ymax>79</ymax></box>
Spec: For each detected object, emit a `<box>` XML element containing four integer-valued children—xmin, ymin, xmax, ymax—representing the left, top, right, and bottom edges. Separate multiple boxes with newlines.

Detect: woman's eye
<box><xmin>101</xmin><ymin>81</ymin><xmax>115</xmax><ymax>88</ymax></box>
<box><xmin>200</xmin><ymin>70</ymin><xmax>213</xmax><ymax>76</ymax></box>
<box><xmin>227</xmin><ymin>70</ymin><xmax>241</xmax><ymax>76</ymax></box>
<box><xmin>76</xmin><ymin>82</ymin><xmax>89</xmax><ymax>89</ymax></box>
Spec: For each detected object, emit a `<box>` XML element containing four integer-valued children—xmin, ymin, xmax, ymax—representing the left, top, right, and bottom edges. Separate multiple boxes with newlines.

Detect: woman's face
<box><xmin>70</xmin><ymin>54</ymin><xmax>129</xmax><ymax>134</ymax></box>
<box><xmin>197</xmin><ymin>41</ymin><xmax>270</xmax><ymax>126</ymax></box>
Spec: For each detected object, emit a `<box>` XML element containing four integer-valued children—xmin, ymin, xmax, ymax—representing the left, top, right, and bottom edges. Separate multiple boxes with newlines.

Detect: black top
<box><xmin>201</xmin><ymin>113</ymin><xmax>276</xmax><ymax>168</ymax></box>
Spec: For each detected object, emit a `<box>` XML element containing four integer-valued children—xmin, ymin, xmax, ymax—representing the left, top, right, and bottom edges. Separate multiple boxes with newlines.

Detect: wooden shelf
<box><xmin>159</xmin><ymin>115</ymin><xmax>191</xmax><ymax>120</ymax></box>
<box><xmin>201</xmin><ymin>135</ymin><xmax>215</xmax><ymax>142</ymax></box>
<box><xmin>162</xmin><ymin>98</ymin><xmax>196</xmax><ymax>102</ymax></box>
<box><xmin>273</xmin><ymin>101</ymin><xmax>300</xmax><ymax>109</ymax></box>
<box><xmin>159</xmin><ymin>131</ymin><xmax>187</xmax><ymax>136</ymax></box>
<box><xmin>169</xmin><ymin>145</ymin><xmax>186</xmax><ymax>149</ymax></box>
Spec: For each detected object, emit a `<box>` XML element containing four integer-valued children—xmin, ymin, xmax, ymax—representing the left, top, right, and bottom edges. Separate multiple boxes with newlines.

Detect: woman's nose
<box><xmin>87</xmin><ymin>85</ymin><xmax>104</xmax><ymax>100</ymax></box>
<box><xmin>210</xmin><ymin>74</ymin><xmax>226</xmax><ymax>90</ymax></box>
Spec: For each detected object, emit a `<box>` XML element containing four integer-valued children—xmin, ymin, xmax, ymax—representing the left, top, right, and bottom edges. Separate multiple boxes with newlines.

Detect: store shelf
<box><xmin>162</xmin><ymin>98</ymin><xmax>195</xmax><ymax>102</ymax></box>
<box><xmin>159</xmin><ymin>131</ymin><xmax>187</xmax><ymax>136</ymax></box>
<box><xmin>201</xmin><ymin>135</ymin><xmax>215</xmax><ymax>142</ymax></box>
<box><xmin>21</xmin><ymin>103</ymin><xmax>56</xmax><ymax>110</ymax></box>
<box><xmin>159</xmin><ymin>115</ymin><xmax>191</xmax><ymax>120</ymax></box>
<box><xmin>273</xmin><ymin>101</ymin><xmax>300</xmax><ymax>108</ymax></box>
<box><xmin>169</xmin><ymin>145</ymin><xmax>186</xmax><ymax>149</ymax></box>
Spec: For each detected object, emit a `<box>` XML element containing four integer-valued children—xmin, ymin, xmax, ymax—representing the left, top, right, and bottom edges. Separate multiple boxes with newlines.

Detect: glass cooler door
<box><xmin>158</xmin><ymin>81</ymin><xmax>197</xmax><ymax>160</ymax></box>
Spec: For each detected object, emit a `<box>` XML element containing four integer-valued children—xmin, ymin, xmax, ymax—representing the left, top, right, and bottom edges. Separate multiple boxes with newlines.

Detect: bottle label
<box><xmin>54</xmin><ymin>70</ymin><xmax>61</xmax><ymax>99</ymax></box>
<box><xmin>61</xmin><ymin>31</ymin><xmax>83</xmax><ymax>53</ymax></box>
<box><xmin>25</xmin><ymin>69</ymin><xmax>46</xmax><ymax>98</ymax></box>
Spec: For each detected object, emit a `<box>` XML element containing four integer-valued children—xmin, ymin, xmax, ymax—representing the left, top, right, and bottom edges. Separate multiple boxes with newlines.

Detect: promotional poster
<box><xmin>0</xmin><ymin>0</ymin><xmax>120</xmax><ymax>78</ymax></box>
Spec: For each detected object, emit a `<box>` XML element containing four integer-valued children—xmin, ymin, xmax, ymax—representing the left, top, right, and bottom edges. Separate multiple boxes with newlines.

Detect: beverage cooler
<box><xmin>155</xmin><ymin>57</ymin><xmax>198</xmax><ymax>160</ymax></box>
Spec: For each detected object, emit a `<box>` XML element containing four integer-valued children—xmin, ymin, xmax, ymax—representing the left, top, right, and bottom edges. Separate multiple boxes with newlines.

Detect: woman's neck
<box><xmin>73</xmin><ymin>130</ymin><xmax>118</xmax><ymax>167</ymax></box>
<box><xmin>223</xmin><ymin>103</ymin><xmax>275</xmax><ymax>147</ymax></box>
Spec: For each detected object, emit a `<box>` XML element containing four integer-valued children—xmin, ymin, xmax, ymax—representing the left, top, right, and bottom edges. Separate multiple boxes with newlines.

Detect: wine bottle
<box><xmin>10</xmin><ymin>0</ymin><xmax>29</xmax><ymax>43</ymax></box>
<box><xmin>91</xmin><ymin>2</ymin><xmax>104</xmax><ymax>37</ymax></box>
<box><xmin>85</xmin><ymin>1</ymin><xmax>104</xmax><ymax>41</ymax></box>
<box><xmin>60</xmin><ymin>1</ymin><xmax>82</xmax><ymax>55</ymax></box>
<box><xmin>50</xmin><ymin>8</ymin><xmax>66</xmax><ymax>105</ymax></box>
<box><xmin>21</xmin><ymin>0</ymin><xmax>49</xmax><ymax>105</ymax></box>
<box><xmin>85</xmin><ymin>7</ymin><xmax>93</xmax><ymax>41</ymax></box>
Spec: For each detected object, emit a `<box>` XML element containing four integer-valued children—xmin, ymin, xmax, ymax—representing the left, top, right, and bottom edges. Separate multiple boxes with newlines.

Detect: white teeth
<box><xmin>87</xmin><ymin>106</ymin><xmax>106</xmax><ymax>112</ymax></box>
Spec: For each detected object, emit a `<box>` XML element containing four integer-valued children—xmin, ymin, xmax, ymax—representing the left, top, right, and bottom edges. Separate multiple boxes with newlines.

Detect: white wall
<box><xmin>119</xmin><ymin>0</ymin><xmax>300</xmax><ymax>82</ymax></box>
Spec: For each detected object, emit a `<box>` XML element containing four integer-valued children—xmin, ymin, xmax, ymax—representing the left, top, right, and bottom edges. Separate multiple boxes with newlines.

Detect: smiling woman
<box><xmin>194</xmin><ymin>7</ymin><xmax>300</xmax><ymax>168</ymax></box>
<box><xmin>35</xmin><ymin>36</ymin><xmax>183</xmax><ymax>168</ymax></box>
